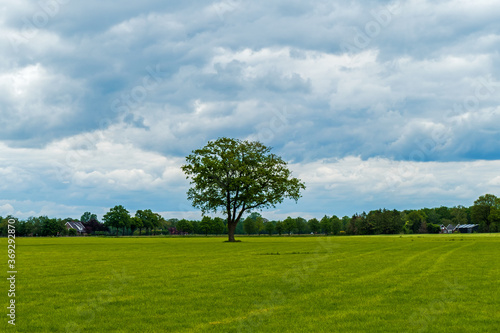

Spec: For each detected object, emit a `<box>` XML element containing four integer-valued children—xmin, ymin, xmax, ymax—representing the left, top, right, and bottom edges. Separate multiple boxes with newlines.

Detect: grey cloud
<box><xmin>1</xmin><ymin>0</ymin><xmax>500</xmax><ymax>219</ymax></box>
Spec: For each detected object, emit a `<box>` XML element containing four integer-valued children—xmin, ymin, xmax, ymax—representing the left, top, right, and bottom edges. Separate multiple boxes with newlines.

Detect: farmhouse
<box><xmin>440</xmin><ymin>224</ymin><xmax>457</xmax><ymax>234</ymax></box>
<box><xmin>168</xmin><ymin>227</ymin><xmax>182</xmax><ymax>235</ymax></box>
<box><xmin>65</xmin><ymin>221</ymin><xmax>86</xmax><ymax>235</ymax></box>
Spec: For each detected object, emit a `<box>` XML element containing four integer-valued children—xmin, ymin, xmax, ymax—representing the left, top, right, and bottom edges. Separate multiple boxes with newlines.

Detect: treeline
<box><xmin>0</xmin><ymin>207</ymin><xmax>167</xmax><ymax>237</ymax></box>
<box><xmin>0</xmin><ymin>206</ymin><xmax>227</xmax><ymax>237</ymax></box>
<box><xmin>0</xmin><ymin>216</ymin><xmax>79</xmax><ymax>237</ymax></box>
<box><xmin>1</xmin><ymin>194</ymin><xmax>499</xmax><ymax>237</ymax></box>
<box><xmin>277</xmin><ymin>193</ymin><xmax>498</xmax><ymax>236</ymax></box>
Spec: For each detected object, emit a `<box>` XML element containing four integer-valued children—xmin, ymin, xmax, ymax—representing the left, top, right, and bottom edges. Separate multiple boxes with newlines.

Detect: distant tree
<box><xmin>255</xmin><ymin>216</ymin><xmax>265</xmax><ymax>236</ymax></box>
<box><xmin>425</xmin><ymin>209</ymin><xmax>441</xmax><ymax>225</ymax></box>
<box><xmin>471</xmin><ymin>194</ymin><xmax>498</xmax><ymax>232</ymax></box>
<box><xmin>168</xmin><ymin>218</ymin><xmax>179</xmax><ymax>226</ymax></box>
<box><xmin>80</xmin><ymin>212</ymin><xmax>98</xmax><ymax>223</ymax></box>
<box><xmin>128</xmin><ymin>216</ymin><xmax>141</xmax><ymax>235</ymax></box>
<box><xmin>369</xmin><ymin>209</ymin><xmax>404</xmax><ymax>234</ymax></box>
<box><xmin>181</xmin><ymin>137</ymin><xmax>305</xmax><ymax>242</ymax></box>
<box><xmin>320</xmin><ymin>215</ymin><xmax>332</xmax><ymax>235</ymax></box>
<box><xmin>275</xmin><ymin>221</ymin><xmax>284</xmax><ymax>236</ymax></box>
<box><xmin>283</xmin><ymin>216</ymin><xmax>296</xmax><ymax>235</ymax></box>
<box><xmin>487</xmin><ymin>198</ymin><xmax>500</xmax><ymax>232</ymax></box>
<box><xmin>264</xmin><ymin>221</ymin><xmax>275</xmax><ymax>236</ymax></box>
<box><xmin>235</xmin><ymin>221</ymin><xmax>245</xmax><ymax>235</ymax></box>
<box><xmin>160</xmin><ymin>218</ymin><xmax>173</xmax><ymax>231</ymax></box>
<box><xmin>190</xmin><ymin>220</ymin><xmax>200</xmax><ymax>235</ymax></box>
<box><xmin>200</xmin><ymin>216</ymin><xmax>213</xmax><ymax>236</ymax></box>
<box><xmin>408</xmin><ymin>211</ymin><xmax>426</xmax><ymax>234</ymax></box>
<box><xmin>488</xmin><ymin>211</ymin><xmax>500</xmax><ymax>232</ymax></box>
<box><xmin>103</xmin><ymin>205</ymin><xmax>130</xmax><ymax>236</ymax></box>
<box><xmin>176</xmin><ymin>219</ymin><xmax>193</xmax><ymax>235</ymax></box>
<box><xmin>136</xmin><ymin>210</ymin><xmax>151</xmax><ymax>235</ymax></box>
<box><xmin>0</xmin><ymin>217</ymin><xmax>26</xmax><ymax>237</ymax></box>
<box><xmin>295</xmin><ymin>217</ymin><xmax>308</xmax><ymax>234</ymax></box>
<box><xmin>242</xmin><ymin>213</ymin><xmax>265</xmax><ymax>235</ymax></box>
<box><xmin>355</xmin><ymin>212</ymin><xmax>372</xmax><ymax>235</ymax></box>
<box><xmin>368</xmin><ymin>210</ymin><xmax>383</xmax><ymax>234</ymax></box>
<box><xmin>440</xmin><ymin>218</ymin><xmax>452</xmax><ymax>227</ymax></box>
<box><xmin>0</xmin><ymin>217</ymin><xmax>6</xmax><ymax>236</ymax></box>
<box><xmin>17</xmin><ymin>219</ymin><xmax>33</xmax><ymax>236</ymax></box>
<box><xmin>155</xmin><ymin>214</ymin><xmax>167</xmax><ymax>235</ymax></box>
<box><xmin>129</xmin><ymin>216</ymin><xmax>143</xmax><ymax>235</ymax></box>
<box><xmin>436</xmin><ymin>206</ymin><xmax>452</xmax><ymax>222</ymax></box>
<box><xmin>26</xmin><ymin>216</ymin><xmax>42</xmax><ymax>236</ymax></box>
<box><xmin>83</xmin><ymin>218</ymin><xmax>109</xmax><ymax>235</ymax></box>
<box><xmin>212</xmin><ymin>217</ymin><xmax>226</xmax><ymax>235</ymax></box>
<box><xmin>40</xmin><ymin>217</ymin><xmax>66</xmax><ymax>236</ymax></box>
<box><xmin>346</xmin><ymin>215</ymin><xmax>356</xmax><ymax>235</ymax></box>
<box><xmin>135</xmin><ymin>209</ymin><xmax>159</xmax><ymax>235</ymax></box>
<box><xmin>389</xmin><ymin>210</ymin><xmax>405</xmax><ymax>234</ymax></box>
<box><xmin>451</xmin><ymin>206</ymin><xmax>468</xmax><ymax>225</ymax></box>
<box><xmin>308</xmin><ymin>218</ymin><xmax>320</xmax><ymax>234</ymax></box>
<box><xmin>346</xmin><ymin>213</ymin><xmax>370</xmax><ymax>235</ymax></box>
<box><xmin>68</xmin><ymin>228</ymin><xmax>78</xmax><ymax>236</ymax></box>
<box><xmin>341</xmin><ymin>216</ymin><xmax>350</xmax><ymax>231</ymax></box>
<box><xmin>418</xmin><ymin>220</ymin><xmax>428</xmax><ymax>234</ymax></box>
<box><xmin>248</xmin><ymin>212</ymin><xmax>262</xmax><ymax>220</ymax></box>
<box><xmin>427</xmin><ymin>223</ymin><xmax>441</xmax><ymax>234</ymax></box>
<box><xmin>331</xmin><ymin>216</ymin><xmax>342</xmax><ymax>235</ymax></box>
<box><xmin>243</xmin><ymin>216</ymin><xmax>257</xmax><ymax>235</ymax></box>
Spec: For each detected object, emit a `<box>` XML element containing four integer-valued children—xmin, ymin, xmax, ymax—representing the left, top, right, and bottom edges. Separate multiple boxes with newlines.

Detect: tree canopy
<box><xmin>182</xmin><ymin>137</ymin><xmax>305</xmax><ymax>242</ymax></box>
<box><xmin>81</xmin><ymin>211</ymin><xmax>97</xmax><ymax>223</ymax></box>
<box><xmin>103</xmin><ymin>205</ymin><xmax>130</xmax><ymax>236</ymax></box>
<box><xmin>471</xmin><ymin>194</ymin><xmax>498</xmax><ymax>232</ymax></box>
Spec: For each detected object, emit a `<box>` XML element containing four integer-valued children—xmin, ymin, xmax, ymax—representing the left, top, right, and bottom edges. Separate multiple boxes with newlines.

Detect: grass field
<box><xmin>2</xmin><ymin>234</ymin><xmax>500</xmax><ymax>332</ymax></box>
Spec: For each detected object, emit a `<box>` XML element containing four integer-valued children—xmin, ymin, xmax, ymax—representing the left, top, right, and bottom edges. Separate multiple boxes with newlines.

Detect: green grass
<box><xmin>2</xmin><ymin>234</ymin><xmax>500</xmax><ymax>332</ymax></box>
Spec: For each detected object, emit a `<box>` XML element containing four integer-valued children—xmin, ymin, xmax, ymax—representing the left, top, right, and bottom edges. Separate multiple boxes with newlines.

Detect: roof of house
<box><xmin>66</xmin><ymin>221</ymin><xmax>86</xmax><ymax>232</ymax></box>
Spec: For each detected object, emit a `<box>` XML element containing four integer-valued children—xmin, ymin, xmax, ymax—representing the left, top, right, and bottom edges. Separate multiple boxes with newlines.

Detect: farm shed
<box><xmin>456</xmin><ymin>224</ymin><xmax>479</xmax><ymax>233</ymax></box>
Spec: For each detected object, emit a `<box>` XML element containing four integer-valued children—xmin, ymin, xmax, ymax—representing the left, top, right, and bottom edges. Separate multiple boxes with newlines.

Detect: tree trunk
<box><xmin>227</xmin><ymin>222</ymin><xmax>237</xmax><ymax>242</ymax></box>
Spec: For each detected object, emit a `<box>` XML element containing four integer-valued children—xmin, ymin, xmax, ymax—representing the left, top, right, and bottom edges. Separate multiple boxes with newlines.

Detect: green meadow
<box><xmin>2</xmin><ymin>234</ymin><xmax>500</xmax><ymax>332</ymax></box>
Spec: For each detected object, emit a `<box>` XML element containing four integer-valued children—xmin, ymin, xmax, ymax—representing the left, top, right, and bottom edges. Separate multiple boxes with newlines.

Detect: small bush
<box><xmin>68</xmin><ymin>229</ymin><xmax>78</xmax><ymax>236</ymax></box>
<box><xmin>427</xmin><ymin>224</ymin><xmax>441</xmax><ymax>234</ymax></box>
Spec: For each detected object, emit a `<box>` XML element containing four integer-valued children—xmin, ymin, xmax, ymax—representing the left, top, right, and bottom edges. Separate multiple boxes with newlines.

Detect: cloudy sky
<box><xmin>1</xmin><ymin>0</ymin><xmax>499</xmax><ymax>221</ymax></box>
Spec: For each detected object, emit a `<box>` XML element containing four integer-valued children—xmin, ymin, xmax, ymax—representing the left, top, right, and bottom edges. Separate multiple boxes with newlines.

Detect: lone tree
<box><xmin>182</xmin><ymin>137</ymin><xmax>305</xmax><ymax>242</ymax></box>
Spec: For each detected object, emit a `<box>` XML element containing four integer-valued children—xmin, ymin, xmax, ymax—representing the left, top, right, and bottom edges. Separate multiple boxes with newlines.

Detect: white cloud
<box><xmin>45</xmin><ymin>130</ymin><xmax>187</xmax><ymax>190</ymax></box>
<box><xmin>0</xmin><ymin>203</ymin><xmax>15</xmax><ymax>216</ymax></box>
<box><xmin>489</xmin><ymin>176</ymin><xmax>500</xmax><ymax>186</ymax></box>
<box><xmin>0</xmin><ymin>199</ymin><xmax>106</xmax><ymax>220</ymax></box>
